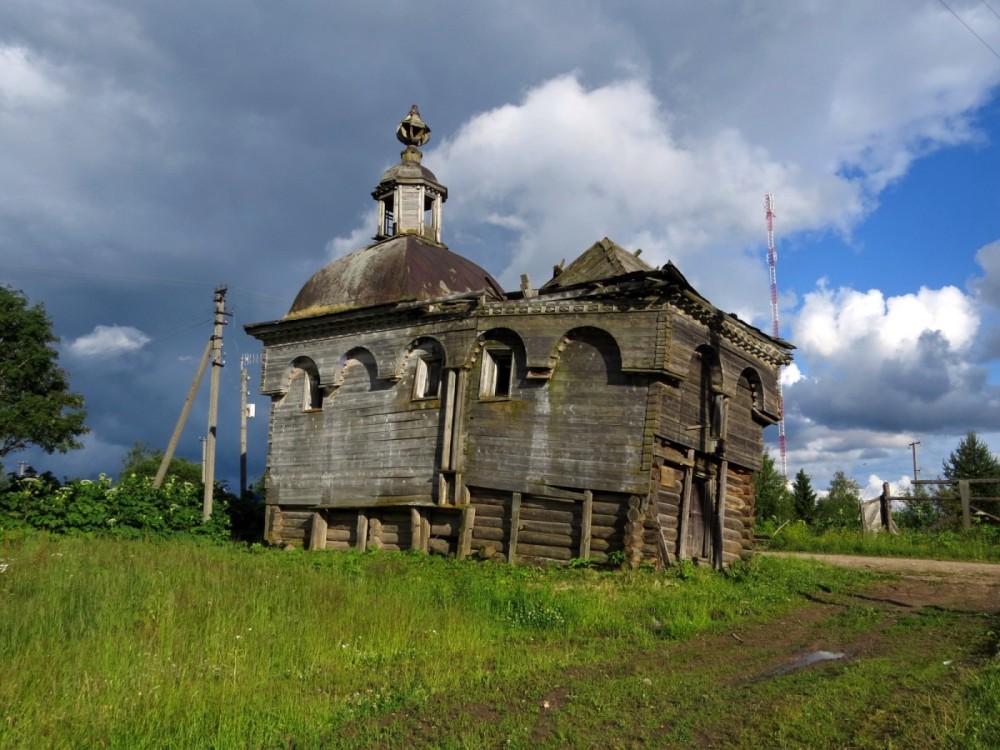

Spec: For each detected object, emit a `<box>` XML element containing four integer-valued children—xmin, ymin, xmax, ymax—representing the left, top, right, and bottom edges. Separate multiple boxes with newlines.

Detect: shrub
<box><xmin>0</xmin><ymin>471</ymin><xmax>234</xmax><ymax>541</ymax></box>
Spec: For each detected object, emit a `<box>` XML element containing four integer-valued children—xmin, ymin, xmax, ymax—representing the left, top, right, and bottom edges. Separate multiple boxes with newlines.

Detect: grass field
<box><xmin>1</xmin><ymin>533</ymin><xmax>996</xmax><ymax>748</ymax></box>
<box><xmin>761</xmin><ymin>521</ymin><xmax>1000</xmax><ymax>563</ymax></box>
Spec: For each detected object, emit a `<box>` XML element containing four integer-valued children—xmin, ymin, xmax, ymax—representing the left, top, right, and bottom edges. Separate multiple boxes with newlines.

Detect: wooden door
<box><xmin>686</xmin><ymin>478</ymin><xmax>715</xmax><ymax>562</ymax></box>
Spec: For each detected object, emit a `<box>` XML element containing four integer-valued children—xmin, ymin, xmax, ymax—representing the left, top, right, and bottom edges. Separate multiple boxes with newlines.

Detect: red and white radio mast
<box><xmin>764</xmin><ymin>193</ymin><xmax>788</xmax><ymax>479</ymax></box>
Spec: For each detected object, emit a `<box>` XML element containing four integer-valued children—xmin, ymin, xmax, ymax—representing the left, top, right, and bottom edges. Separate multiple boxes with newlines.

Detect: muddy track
<box><xmin>758</xmin><ymin>551</ymin><xmax>1000</xmax><ymax>613</ymax></box>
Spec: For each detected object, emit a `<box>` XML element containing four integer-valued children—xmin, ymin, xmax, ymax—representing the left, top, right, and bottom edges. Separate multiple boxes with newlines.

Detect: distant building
<box><xmin>245</xmin><ymin>106</ymin><xmax>793</xmax><ymax>568</ymax></box>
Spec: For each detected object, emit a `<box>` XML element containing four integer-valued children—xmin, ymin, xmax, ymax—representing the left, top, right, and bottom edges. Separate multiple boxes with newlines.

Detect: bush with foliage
<box><xmin>0</xmin><ymin>471</ymin><xmax>241</xmax><ymax>540</ymax></box>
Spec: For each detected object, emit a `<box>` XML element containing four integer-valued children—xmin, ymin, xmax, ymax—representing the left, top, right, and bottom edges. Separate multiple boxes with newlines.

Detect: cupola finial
<box><xmin>396</xmin><ymin>105</ymin><xmax>431</xmax><ymax>149</ymax></box>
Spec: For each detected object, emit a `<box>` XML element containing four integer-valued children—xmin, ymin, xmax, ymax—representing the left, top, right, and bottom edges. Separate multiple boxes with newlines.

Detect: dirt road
<box><xmin>759</xmin><ymin>550</ymin><xmax>1000</xmax><ymax>613</ymax></box>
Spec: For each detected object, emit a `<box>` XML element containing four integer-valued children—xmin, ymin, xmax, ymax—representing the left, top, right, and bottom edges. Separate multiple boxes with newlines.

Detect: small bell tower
<box><xmin>372</xmin><ymin>105</ymin><xmax>448</xmax><ymax>243</ymax></box>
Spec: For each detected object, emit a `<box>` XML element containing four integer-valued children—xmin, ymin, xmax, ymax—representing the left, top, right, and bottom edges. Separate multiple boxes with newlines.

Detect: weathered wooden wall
<box><xmin>251</xmin><ymin>275</ymin><xmax>786</xmax><ymax>568</ymax></box>
<box><xmin>464</xmin><ymin>323</ymin><xmax>649</xmax><ymax>496</ymax></box>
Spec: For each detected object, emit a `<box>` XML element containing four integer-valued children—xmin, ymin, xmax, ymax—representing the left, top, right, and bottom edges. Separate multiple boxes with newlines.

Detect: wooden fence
<box><xmin>880</xmin><ymin>478</ymin><xmax>1000</xmax><ymax>531</ymax></box>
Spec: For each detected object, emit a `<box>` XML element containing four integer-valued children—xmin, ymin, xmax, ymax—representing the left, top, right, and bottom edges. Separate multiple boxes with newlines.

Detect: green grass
<box><xmin>762</xmin><ymin>521</ymin><xmax>1000</xmax><ymax>562</ymax></box>
<box><xmin>0</xmin><ymin>533</ymin><xmax>995</xmax><ymax>748</ymax></box>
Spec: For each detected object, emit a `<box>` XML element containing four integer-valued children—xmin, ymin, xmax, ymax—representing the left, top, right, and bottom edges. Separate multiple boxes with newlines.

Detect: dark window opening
<box><xmin>481</xmin><ymin>349</ymin><xmax>513</xmax><ymax>398</ymax></box>
<box><xmin>381</xmin><ymin>196</ymin><xmax>395</xmax><ymax>236</ymax></box>
<box><xmin>414</xmin><ymin>356</ymin><xmax>442</xmax><ymax>400</ymax></box>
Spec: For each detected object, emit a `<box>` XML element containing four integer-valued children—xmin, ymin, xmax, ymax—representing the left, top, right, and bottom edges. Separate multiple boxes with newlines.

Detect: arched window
<box><xmin>476</xmin><ymin>329</ymin><xmax>525</xmax><ymax>400</ymax></box>
<box><xmin>404</xmin><ymin>339</ymin><xmax>445</xmax><ymax>401</ymax></box>
<box><xmin>288</xmin><ymin>356</ymin><xmax>322</xmax><ymax>411</ymax></box>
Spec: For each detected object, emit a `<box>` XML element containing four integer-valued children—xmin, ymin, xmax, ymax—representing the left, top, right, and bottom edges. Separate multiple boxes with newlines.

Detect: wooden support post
<box><xmin>959</xmin><ymin>480</ymin><xmax>972</xmax><ymax>530</ymax></box>
<box><xmin>411</xmin><ymin>507</ymin><xmax>428</xmax><ymax>552</ymax></box>
<box><xmin>714</xmin><ymin>460</ymin><xmax>729</xmax><ymax>570</ymax></box>
<box><xmin>155</xmin><ymin>338</ymin><xmax>213</xmax><ymax>489</ymax></box>
<box><xmin>450</xmin><ymin>370</ymin><xmax>467</xmax><ymax>472</ymax></box>
<box><xmin>457</xmin><ymin>506</ymin><xmax>476</xmax><ymax>560</ymax></box>
<box><xmin>508</xmin><ymin>492</ymin><xmax>522</xmax><ymax>563</ymax></box>
<box><xmin>880</xmin><ymin>481</ymin><xmax>892</xmax><ymax>531</ymax></box>
<box><xmin>356</xmin><ymin>510</ymin><xmax>369</xmax><ymax>552</ymax></box>
<box><xmin>441</xmin><ymin>370</ymin><xmax>456</xmax><ymax>470</ymax></box>
<box><xmin>309</xmin><ymin>511</ymin><xmax>328</xmax><ymax>551</ymax></box>
<box><xmin>677</xmin><ymin>449</ymin><xmax>695</xmax><ymax>560</ymax></box>
<box><xmin>579</xmin><ymin>490</ymin><xmax>593</xmax><ymax>560</ymax></box>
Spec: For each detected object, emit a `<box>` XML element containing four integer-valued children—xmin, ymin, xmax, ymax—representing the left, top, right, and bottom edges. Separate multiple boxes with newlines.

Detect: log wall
<box><xmin>468</xmin><ymin>487</ymin><xmax>630</xmax><ymax>565</ymax></box>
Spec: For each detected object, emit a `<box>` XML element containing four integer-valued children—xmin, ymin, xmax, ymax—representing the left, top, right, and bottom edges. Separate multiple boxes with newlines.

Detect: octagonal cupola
<box><xmin>372</xmin><ymin>105</ymin><xmax>448</xmax><ymax>243</ymax></box>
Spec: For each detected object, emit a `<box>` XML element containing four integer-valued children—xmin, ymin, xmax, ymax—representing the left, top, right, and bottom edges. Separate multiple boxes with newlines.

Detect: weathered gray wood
<box><xmin>457</xmin><ymin>506</ymin><xmax>476</xmax><ymax>560</ymax></box>
<box><xmin>411</xmin><ymin>507</ymin><xmax>425</xmax><ymax>551</ymax></box>
<box><xmin>356</xmin><ymin>510</ymin><xmax>369</xmax><ymax>552</ymax></box>
<box><xmin>514</xmin><ymin>543</ymin><xmax>574</xmax><ymax>561</ymax></box>
<box><xmin>472</xmin><ymin>525</ymin><xmax>505</xmax><ymax>542</ymax></box>
<box><xmin>324</xmin><ymin>528</ymin><xmax>353</xmax><ymax>543</ymax></box>
<box><xmin>508</xmin><ymin>492</ymin><xmax>522</xmax><ymax>563</ymax></box>
<box><xmin>451</xmin><ymin>369</ymin><xmax>467</xmax><ymax>472</ymax></box>
<box><xmin>440</xmin><ymin>368</ymin><xmax>456</xmax><ymax>470</ymax></box>
<box><xmin>714</xmin><ymin>459</ymin><xmax>729</xmax><ymax>570</ymax></box>
<box><xmin>309</xmin><ymin>512</ymin><xmax>328</xmax><ymax>550</ymax></box>
<box><xmin>677</xmin><ymin>451</ymin><xmax>694</xmax><ymax>560</ymax></box>
<box><xmin>580</xmin><ymin>490</ymin><xmax>593</xmax><ymax>559</ymax></box>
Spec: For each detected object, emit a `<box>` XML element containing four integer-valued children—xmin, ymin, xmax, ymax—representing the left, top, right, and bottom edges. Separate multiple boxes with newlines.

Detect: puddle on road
<box><xmin>773</xmin><ymin>650</ymin><xmax>846</xmax><ymax>675</ymax></box>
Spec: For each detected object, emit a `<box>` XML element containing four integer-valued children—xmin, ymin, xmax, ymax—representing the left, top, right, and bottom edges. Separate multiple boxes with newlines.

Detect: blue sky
<box><xmin>2</xmin><ymin>0</ymin><xmax>1000</xmax><ymax>499</ymax></box>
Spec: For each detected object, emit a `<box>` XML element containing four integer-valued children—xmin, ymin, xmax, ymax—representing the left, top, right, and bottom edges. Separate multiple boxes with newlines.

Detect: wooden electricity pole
<box><xmin>240</xmin><ymin>354</ymin><xmax>250</xmax><ymax>499</ymax></box>
<box><xmin>202</xmin><ymin>285</ymin><xmax>228</xmax><ymax>521</ymax></box>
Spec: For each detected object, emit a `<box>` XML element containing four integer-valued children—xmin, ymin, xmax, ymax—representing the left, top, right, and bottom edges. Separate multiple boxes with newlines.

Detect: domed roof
<box><xmin>377</xmin><ymin>160</ymin><xmax>441</xmax><ymax>186</ymax></box>
<box><xmin>286</xmin><ymin>235</ymin><xmax>502</xmax><ymax>319</ymax></box>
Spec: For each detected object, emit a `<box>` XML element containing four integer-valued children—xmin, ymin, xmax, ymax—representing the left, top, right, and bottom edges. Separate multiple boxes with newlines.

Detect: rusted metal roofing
<box><xmin>286</xmin><ymin>235</ymin><xmax>503</xmax><ymax>319</ymax></box>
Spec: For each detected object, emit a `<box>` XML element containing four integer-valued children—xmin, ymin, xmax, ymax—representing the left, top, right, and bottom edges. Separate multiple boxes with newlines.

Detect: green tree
<box><xmin>752</xmin><ymin>450</ymin><xmax>792</xmax><ymax>522</ymax></box>
<box><xmin>815</xmin><ymin>470</ymin><xmax>862</xmax><ymax>528</ymax></box>
<box><xmin>121</xmin><ymin>441</ymin><xmax>202</xmax><ymax>485</ymax></box>
<box><xmin>895</xmin><ymin>482</ymin><xmax>942</xmax><ymax>530</ymax></box>
<box><xmin>942</xmin><ymin>431</ymin><xmax>1000</xmax><ymax>498</ymax></box>
<box><xmin>791</xmin><ymin>469</ymin><xmax>817</xmax><ymax>523</ymax></box>
<box><xmin>0</xmin><ymin>286</ymin><xmax>87</xmax><ymax>458</ymax></box>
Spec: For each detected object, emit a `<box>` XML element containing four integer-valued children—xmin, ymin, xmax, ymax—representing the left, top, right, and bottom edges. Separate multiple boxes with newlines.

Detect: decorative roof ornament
<box><xmin>396</xmin><ymin>105</ymin><xmax>431</xmax><ymax>150</ymax></box>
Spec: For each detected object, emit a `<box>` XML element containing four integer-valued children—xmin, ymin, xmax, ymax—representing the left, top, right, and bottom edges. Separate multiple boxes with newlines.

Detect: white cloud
<box><xmin>0</xmin><ymin>46</ymin><xmax>64</xmax><ymax>105</ymax></box>
<box><xmin>780</xmin><ymin>363</ymin><xmax>804</xmax><ymax>387</ymax></box>
<box><xmin>793</xmin><ymin>283</ymin><xmax>978</xmax><ymax>359</ymax></box>
<box><xmin>69</xmin><ymin>325</ymin><xmax>151</xmax><ymax>358</ymax></box>
<box><xmin>425</xmin><ymin>74</ymin><xmax>857</xmax><ymax>324</ymax></box>
<box><xmin>325</xmin><ymin>220</ymin><xmax>374</xmax><ymax>260</ymax></box>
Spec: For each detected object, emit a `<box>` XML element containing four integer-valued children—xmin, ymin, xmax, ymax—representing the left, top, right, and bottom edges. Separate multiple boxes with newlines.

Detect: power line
<box><xmin>981</xmin><ymin>0</ymin><xmax>1000</xmax><ymax>23</ymax></box>
<box><xmin>938</xmin><ymin>0</ymin><xmax>1000</xmax><ymax>61</ymax></box>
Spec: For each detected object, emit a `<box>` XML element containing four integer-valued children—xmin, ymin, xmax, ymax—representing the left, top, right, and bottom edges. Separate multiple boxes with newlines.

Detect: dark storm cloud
<box><xmin>2</xmin><ymin>0</ymin><xmax>999</xmax><ymax>490</ymax></box>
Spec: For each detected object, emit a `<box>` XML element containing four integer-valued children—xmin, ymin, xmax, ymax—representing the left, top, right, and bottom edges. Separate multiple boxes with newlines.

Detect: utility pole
<box><xmin>240</xmin><ymin>354</ymin><xmax>250</xmax><ymax>499</ymax></box>
<box><xmin>909</xmin><ymin>441</ymin><xmax>921</xmax><ymax>484</ymax></box>
<box><xmin>203</xmin><ymin>285</ymin><xmax>229</xmax><ymax>521</ymax></box>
